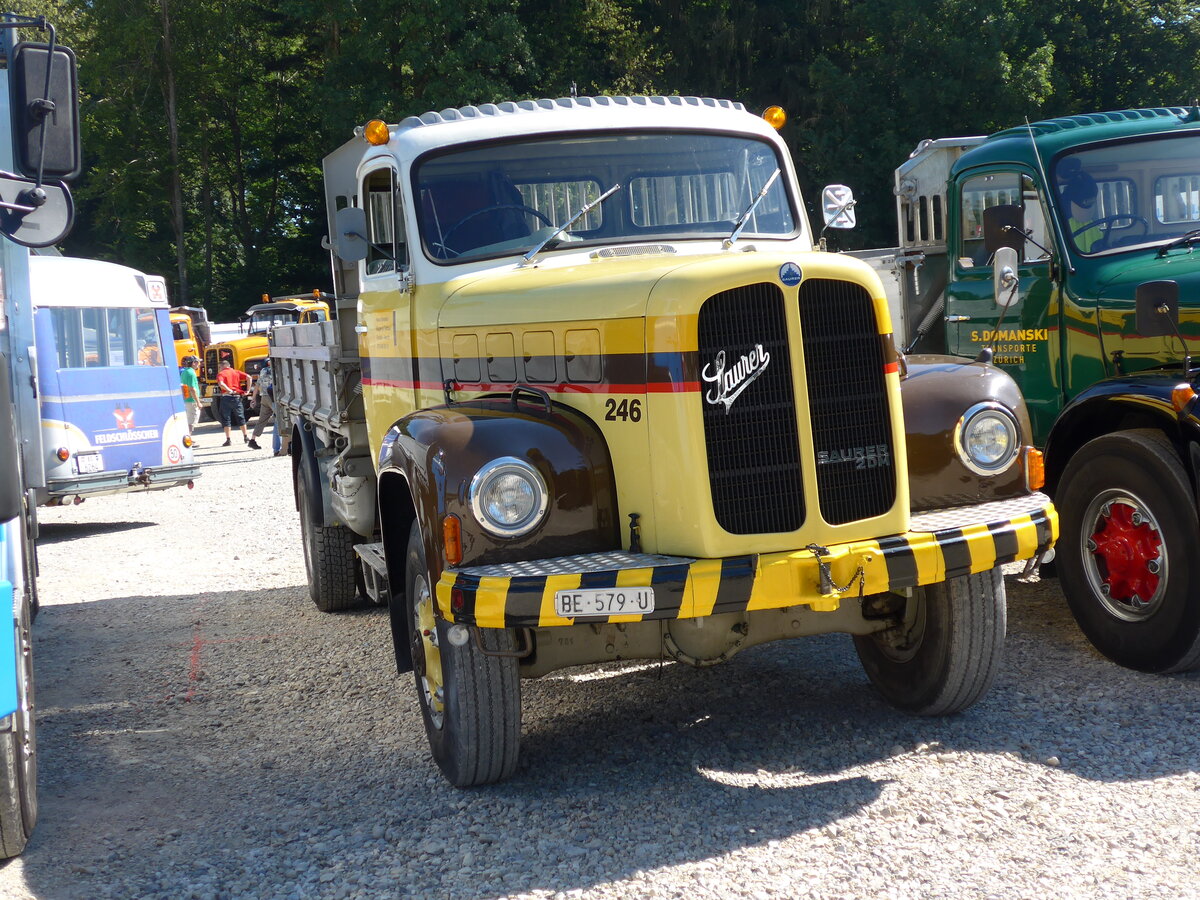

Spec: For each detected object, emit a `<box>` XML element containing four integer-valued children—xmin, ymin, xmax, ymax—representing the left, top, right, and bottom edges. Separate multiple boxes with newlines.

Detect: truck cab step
<box><xmin>354</xmin><ymin>542</ymin><xmax>390</xmax><ymax>606</ymax></box>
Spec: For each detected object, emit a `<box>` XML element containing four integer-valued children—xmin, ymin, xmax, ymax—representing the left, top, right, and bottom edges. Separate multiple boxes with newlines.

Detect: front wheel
<box><xmin>1056</xmin><ymin>430</ymin><xmax>1200</xmax><ymax>673</ymax></box>
<box><xmin>853</xmin><ymin>567</ymin><xmax>1005</xmax><ymax>715</ymax></box>
<box><xmin>405</xmin><ymin>521</ymin><xmax>520</xmax><ymax>786</ymax></box>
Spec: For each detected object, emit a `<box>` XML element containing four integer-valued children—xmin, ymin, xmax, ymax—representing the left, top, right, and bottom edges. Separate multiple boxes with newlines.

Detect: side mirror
<box><xmin>983</xmin><ymin>204</ymin><xmax>1024</xmax><ymax>254</ymax></box>
<box><xmin>820</xmin><ymin>184</ymin><xmax>856</xmax><ymax>230</ymax></box>
<box><xmin>335</xmin><ymin>207</ymin><xmax>369</xmax><ymax>262</ymax></box>
<box><xmin>992</xmin><ymin>246</ymin><xmax>1020</xmax><ymax>307</ymax></box>
<box><xmin>9</xmin><ymin>41</ymin><xmax>81</xmax><ymax>181</ymax></box>
<box><xmin>1135</xmin><ymin>280</ymin><xmax>1180</xmax><ymax>337</ymax></box>
<box><xmin>0</xmin><ymin>171</ymin><xmax>73</xmax><ymax>247</ymax></box>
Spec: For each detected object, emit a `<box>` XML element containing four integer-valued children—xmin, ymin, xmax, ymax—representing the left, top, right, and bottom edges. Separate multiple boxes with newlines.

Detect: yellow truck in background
<box><xmin>169</xmin><ymin>305</ymin><xmax>212</xmax><ymax>366</ymax></box>
<box><xmin>199</xmin><ymin>291</ymin><xmax>332</xmax><ymax>419</ymax></box>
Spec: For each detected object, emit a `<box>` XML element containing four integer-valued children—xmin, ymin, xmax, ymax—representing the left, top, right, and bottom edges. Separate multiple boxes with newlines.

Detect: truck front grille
<box><xmin>204</xmin><ymin>348</ymin><xmax>219</xmax><ymax>382</ymax></box>
<box><xmin>799</xmin><ymin>279</ymin><xmax>896</xmax><ymax>524</ymax></box>
<box><xmin>697</xmin><ymin>278</ymin><xmax>897</xmax><ymax>535</ymax></box>
<box><xmin>697</xmin><ymin>283</ymin><xmax>804</xmax><ymax>534</ymax></box>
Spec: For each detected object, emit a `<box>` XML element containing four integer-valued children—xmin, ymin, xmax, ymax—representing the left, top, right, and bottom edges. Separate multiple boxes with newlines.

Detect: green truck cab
<box><xmin>852</xmin><ymin>107</ymin><xmax>1200</xmax><ymax>673</ymax></box>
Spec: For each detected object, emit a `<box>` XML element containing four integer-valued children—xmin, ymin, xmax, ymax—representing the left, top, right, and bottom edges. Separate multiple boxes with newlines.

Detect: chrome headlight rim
<box><xmin>954</xmin><ymin>402</ymin><xmax>1020</xmax><ymax>476</ymax></box>
<box><xmin>469</xmin><ymin>456</ymin><xmax>549</xmax><ymax>538</ymax></box>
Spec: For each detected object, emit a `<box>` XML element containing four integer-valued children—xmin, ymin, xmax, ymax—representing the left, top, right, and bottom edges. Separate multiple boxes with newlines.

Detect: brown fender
<box><xmin>377</xmin><ymin>394</ymin><xmax>620</xmax><ymax>588</ymax></box>
<box><xmin>900</xmin><ymin>355</ymin><xmax>1033</xmax><ymax>510</ymax></box>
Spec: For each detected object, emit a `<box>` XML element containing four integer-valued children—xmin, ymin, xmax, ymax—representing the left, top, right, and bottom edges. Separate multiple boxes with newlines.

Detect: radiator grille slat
<box><xmin>799</xmin><ymin>279</ymin><xmax>897</xmax><ymax>524</ymax></box>
<box><xmin>698</xmin><ymin>283</ymin><xmax>803</xmax><ymax>534</ymax></box>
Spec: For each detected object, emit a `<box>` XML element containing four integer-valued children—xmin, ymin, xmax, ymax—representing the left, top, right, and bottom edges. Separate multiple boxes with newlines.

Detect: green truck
<box><xmin>845</xmin><ymin>106</ymin><xmax>1200</xmax><ymax>674</ymax></box>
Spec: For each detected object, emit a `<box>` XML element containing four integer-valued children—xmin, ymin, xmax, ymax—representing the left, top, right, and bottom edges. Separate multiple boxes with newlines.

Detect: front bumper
<box><xmin>439</xmin><ymin>492</ymin><xmax>1057</xmax><ymax>628</ymax></box>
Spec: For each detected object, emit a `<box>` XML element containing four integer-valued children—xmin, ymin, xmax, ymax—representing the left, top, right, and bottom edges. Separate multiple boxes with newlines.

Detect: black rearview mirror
<box><xmin>9</xmin><ymin>41</ymin><xmax>80</xmax><ymax>181</ymax></box>
<box><xmin>983</xmin><ymin>204</ymin><xmax>1024</xmax><ymax>254</ymax></box>
<box><xmin>1135</xmin><ymin>280</ymin><xmax>1180</xmax><ymax>337</ymax></box>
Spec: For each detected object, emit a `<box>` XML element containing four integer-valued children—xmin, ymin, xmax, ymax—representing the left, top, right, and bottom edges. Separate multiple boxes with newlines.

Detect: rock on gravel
<box><xmin>1</xmin><ymin>418</ymin><xmax>1199</xmax><ymax>899</ymax></box>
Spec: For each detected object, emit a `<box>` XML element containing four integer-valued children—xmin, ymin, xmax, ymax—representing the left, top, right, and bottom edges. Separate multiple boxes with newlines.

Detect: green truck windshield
<box><xmin>1053</xmin><ymin>133</ymin><xmax>1200</xmax><ymax>255</ymax></box>
<box><xmin>413</xmin><ymin>131</ymin><xmax>796</xmax><ymax>263</ymax></box>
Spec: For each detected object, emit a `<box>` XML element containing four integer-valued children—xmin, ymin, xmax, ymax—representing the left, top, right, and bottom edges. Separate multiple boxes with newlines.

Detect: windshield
<box><xmin>414</xmin><ymin>131</ymin><xmax>796</xmax><ymax>263</ymax></box>
<box><xmin>246</xmin><ymin>310</ymin><xmax>301</xmax><ymax>332</ymax></box>
<box><xmin>1053</xmin><ymin>133</ymin><xmax>1200</xmax><ymax>255</ymax></box>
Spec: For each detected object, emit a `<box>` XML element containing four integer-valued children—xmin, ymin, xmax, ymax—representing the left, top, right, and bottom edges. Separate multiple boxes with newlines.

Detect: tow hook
<box><xmin>807</xmin><ymin>543</ymin><xmax>865</xmax><ymax>600</ymax></box>
<box><xmin>1016</xmin><ymin>547</ymin><xmax>1055</xmax><ymax>584</ymax></box>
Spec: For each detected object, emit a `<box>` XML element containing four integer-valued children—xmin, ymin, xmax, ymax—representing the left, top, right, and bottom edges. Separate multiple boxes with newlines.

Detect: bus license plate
<box><xmin>554</xmin><ymin>587</ymin><xmax>655</xmax><ymax>618</ymax></box>
<box><xmin>76</xmin><ymin>452</ymin><xmax>104</xmax><ymax>474</ymax></box>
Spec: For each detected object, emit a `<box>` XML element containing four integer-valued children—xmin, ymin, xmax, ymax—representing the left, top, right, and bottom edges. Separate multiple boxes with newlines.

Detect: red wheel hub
<box><xmin>1089</xmin><ymin>501</ymin><xmax>1161</xmax><ymax>603</ymax></box>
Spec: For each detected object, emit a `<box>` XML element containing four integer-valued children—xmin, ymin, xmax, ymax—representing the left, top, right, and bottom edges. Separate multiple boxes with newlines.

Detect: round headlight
<box><xmin>469</xmin><ymin>457</ymin><xmax>549</xmax><ymax>538</ymax></box>
<box><xmin>956</xmin><ymin>403</ymin><xmax>1020</xmax><ymax>475</ymax></box>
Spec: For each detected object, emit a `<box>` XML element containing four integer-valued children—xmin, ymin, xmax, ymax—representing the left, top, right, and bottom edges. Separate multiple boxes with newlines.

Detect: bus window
<box><xmin>83</xmin><ymin>308</ymin><xmax>107</xmax><ymax>366</ymax></box>
<box><xmin>46</xmin><ymin>307</ymin><xmax>166</xmax><ymax>369</ymax></box>
<box><xmin>49</xmin><ymin>308</ymin><xmax>85</xmax><ymax>367</ymax></box>
<box><xmin>134</xmin><ymin>311</ymin><xmax>163</xmax><ymax>365</ymax></box>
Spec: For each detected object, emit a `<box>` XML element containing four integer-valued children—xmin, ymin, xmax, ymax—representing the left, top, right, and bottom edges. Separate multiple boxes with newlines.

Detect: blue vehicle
<box><xmin>0</xmin><ymin>362</ymin><xmax>35</xmax><ymax>859</ymax></box>
<box><xmin>0</xmin><ymin>15</ymin><xmax>94</xmax><ymax>855</ymax></box>
<box><xmin>30</xmin><ymin>255</ymin><xmax>200</xmax><ymax>506</ymax></box>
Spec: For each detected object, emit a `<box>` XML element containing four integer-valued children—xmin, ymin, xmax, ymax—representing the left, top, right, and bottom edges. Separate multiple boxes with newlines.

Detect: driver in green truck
<box><xmin>1058</xmin><ymin>158</ymin><xmax>1103</xmax><ymax>252</ymax></box>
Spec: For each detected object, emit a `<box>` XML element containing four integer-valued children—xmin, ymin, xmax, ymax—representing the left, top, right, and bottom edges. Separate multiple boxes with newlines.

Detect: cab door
<box><xmin>355</xmin><ymin>161</ymin><xmax>416</xmax><ymax>449</ymax></box>
<box><xmin>945</xmin><ymin>168</ymin><xmax>1061</xmax><ymax>445</ymax></box>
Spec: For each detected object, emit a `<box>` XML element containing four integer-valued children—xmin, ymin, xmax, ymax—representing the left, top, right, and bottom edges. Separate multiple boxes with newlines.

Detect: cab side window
<box><xmin>959</xmin><ymin>173</ymin><xmax>1049</xmax><ymax>268</ymax></box>
<box><xmin>362</xmin><ymin>167</ymin><xmax>407</xmax><ymax>277</ymax></box>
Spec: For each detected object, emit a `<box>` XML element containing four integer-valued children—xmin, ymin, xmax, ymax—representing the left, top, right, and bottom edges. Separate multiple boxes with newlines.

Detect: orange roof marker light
<box><xmin>364</xmin><ymin>119</ymin><xmax>391</xmax><ymax>146</ymax></box>
<box><xmin>763</xmin><ymin>106</ymin><xmax>787</xmax><ymax>130</ymax></box>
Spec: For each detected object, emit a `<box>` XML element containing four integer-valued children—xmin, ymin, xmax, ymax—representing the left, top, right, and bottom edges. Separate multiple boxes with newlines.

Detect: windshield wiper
<box><xmin>520</xmin><ymin>183</ymin><xmax>622</xmax><ymax>267</ymax></box>
<box><xmin>1156</xmin><ymin>229</ymin><xmax>1200</xmax><ymax>258</ymax></box>
<box><xmin>724</xmin><ymin>168</ymin><xmax>781</xmax><ymax>249</ymax></box>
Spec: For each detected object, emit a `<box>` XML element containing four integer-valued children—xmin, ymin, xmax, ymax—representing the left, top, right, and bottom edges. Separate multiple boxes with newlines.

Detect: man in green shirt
<box><xmin>179</xmin><ymin>355</ymin><xmax>201</xmax><ymax>439</ymax></box>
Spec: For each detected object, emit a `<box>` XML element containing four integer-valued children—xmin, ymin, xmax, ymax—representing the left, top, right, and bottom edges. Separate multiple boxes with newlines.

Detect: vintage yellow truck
<box><xmin>270</xmin><ymin>96</ymin><xmax>1057</xmax><ymax>786</ymax></box>
<box><xmin>199</xmin><ymin>292</ymin><xmax>331</xmax><ymax>418</ymax></box>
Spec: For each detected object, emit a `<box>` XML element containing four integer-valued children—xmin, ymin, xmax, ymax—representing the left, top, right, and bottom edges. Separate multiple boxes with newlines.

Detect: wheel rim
<box><xmin>1080</xmin><ymin>490</ymin><xmax>1166</xmax><ymax>622</ymax></box>
<box><xmin>871</xmin><ymin>590</ymin><xmax>927</xmax><ymax>663</ymax></box>
<box><xmin>410</xmin><ymin>572</ymin><xmax>445</xmax><ymax>729</ymax></box>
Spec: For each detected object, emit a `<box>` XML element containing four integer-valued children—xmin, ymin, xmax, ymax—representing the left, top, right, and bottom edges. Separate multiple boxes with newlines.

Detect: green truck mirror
<box><xmin>992</xmin><ymin>246</ymin><xmax>1020</xmax><ymax>307</ymax></box>
<box><xmin>982</xmin><ymin>204</ymin><xmax>1024</xmax><ymax>254</ymax></box>
<box><xmin>8</xmin><ymin>40</ymin><xmax>81</xmax><ymax>181</ymax></box>
<box><xmin>1135</xmin><ymin>280</ymin><xmax>1180</xmax><ymax>338</ymax></box>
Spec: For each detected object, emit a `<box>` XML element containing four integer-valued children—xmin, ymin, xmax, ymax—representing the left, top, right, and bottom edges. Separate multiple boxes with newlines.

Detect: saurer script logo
<box><xmin>817</xmin><ymin>444</ymin><xmax>892</xmax><ymax>470</ymax></box>
<box><xmin>702</xmin><ymin>344</ymin><xmax>770</xmax><ymax>413</ymax></box>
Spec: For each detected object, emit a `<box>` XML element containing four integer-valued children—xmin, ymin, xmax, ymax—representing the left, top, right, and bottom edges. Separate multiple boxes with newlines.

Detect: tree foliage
<box><xmin>11</xmin><ymin>0</ymin><xmax>1200</xmax><ymax>316</ymax></box>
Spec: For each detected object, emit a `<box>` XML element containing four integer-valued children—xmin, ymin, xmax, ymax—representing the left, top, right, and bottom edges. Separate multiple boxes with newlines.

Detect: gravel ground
<box><xmin>0</xmin><ymin>417</ymin><xmax>1198</xmax><ymax>899</ymax></box>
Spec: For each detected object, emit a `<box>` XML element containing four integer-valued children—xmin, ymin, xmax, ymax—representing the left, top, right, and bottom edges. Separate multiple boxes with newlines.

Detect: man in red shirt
<box><xmin>216</xmin><ymin>360</ymin><xmax>252</xmax><ymax>447</ymax></box>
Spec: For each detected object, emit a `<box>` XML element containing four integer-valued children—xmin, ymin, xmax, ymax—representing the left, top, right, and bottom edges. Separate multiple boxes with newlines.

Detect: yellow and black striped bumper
<box><xmin>438</xmin><ymin>492</ymin><xmax>1057</xmax><ymax>628</ymax></box>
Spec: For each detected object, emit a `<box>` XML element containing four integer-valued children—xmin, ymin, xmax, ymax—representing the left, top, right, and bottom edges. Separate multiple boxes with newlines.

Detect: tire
<box><xmin>297</xmin><ymin>462</ymin><xmax>359</xmax><ymax>612</ymax></box>
<box><xmin>0</xmin><ymin>581</ymin><xmax>37</xmax><ymax>858</ymax></box>
<box><xmin>1056</xmin><ymin>430</ymin><xmax>1200</xmax><ymax>673</ymax></box>
<box><xmin>853</xmin><ymin>567</ymin><xmax>1006</xmax><ymax>715</ymax></box>
<box><xmin>405</xmin><ymin>521</ymin><xmax>520</xmax><ymax>786</ymax></box>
